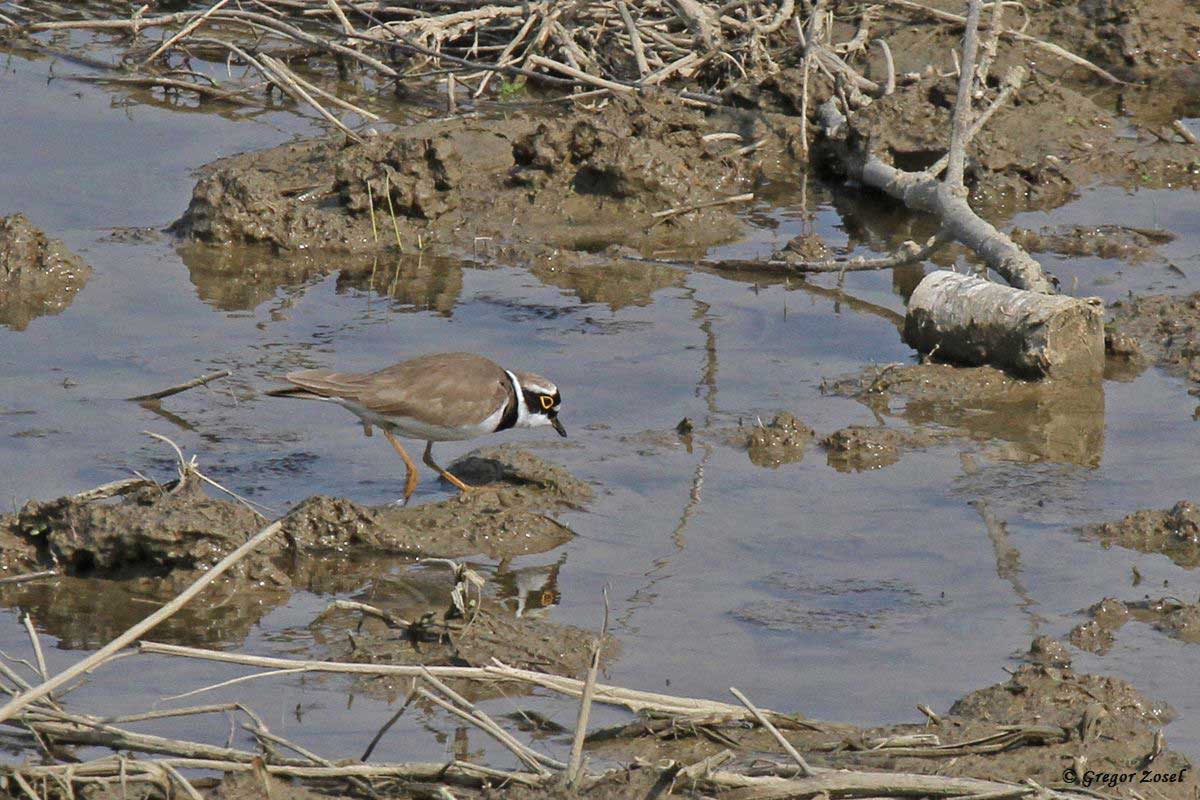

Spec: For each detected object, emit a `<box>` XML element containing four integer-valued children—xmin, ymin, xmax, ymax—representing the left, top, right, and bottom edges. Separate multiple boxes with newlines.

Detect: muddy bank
<box><xmin>0</xmin><ymin>446</ymin><xmax>586</xmax><ymax>644</ymax></box>
<box><xmin>829</xmin><ymin>363</ymin><xmax>1106</xmax><ymax>467</ymax></box>
<box><xmin>822</xmin><ymin>70</ymin><xmax>1200</xmax><ymax>219</ymax></box>
<box><xmin>1084</xmin><ymin>500</ymin><xmax>1200</xmax><ymax>568</ymax></box>
<box><xmin>173</xmin><ymin>93</ymin><xmax>796</xmax><ymax>258</ymax></box>
<box><xmin>0</xmin><ymin>213</ymin><xmax>91</xmax><ymax>330</ymax></box>
<box><xmin>581</xmin><ymin>652</ymin><xmax>1192</xmax><ymax>799</ymax></box>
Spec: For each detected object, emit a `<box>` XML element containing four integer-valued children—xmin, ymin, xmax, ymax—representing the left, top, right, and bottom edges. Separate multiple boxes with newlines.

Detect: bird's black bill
<box><xmin>551</xmin><ymin>415</ymin><xmax>567</xmax><ymax>437</ymax></box>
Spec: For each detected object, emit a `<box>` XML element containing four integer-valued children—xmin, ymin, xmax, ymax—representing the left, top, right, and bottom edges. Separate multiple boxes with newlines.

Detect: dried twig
<box><xmin>567</xmin><ymin>588</ymin><xmax>609</xmax><ymax>787</ymax></box>
<box><xmin>730</xmin><ymin>686</ymin><xmax>816</xmax><ymax>777</ymax></box>
<box><xmin>651</xmin><ymin>192</ymin><xmax>755</xmax><ymax>221</ymax></box>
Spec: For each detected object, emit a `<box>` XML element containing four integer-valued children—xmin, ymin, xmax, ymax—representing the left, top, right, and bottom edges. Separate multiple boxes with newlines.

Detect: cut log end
<box><xmin>903</xmin><ymin>270</ymin><xmax>1104</xmax><ymax>381</ymax></box>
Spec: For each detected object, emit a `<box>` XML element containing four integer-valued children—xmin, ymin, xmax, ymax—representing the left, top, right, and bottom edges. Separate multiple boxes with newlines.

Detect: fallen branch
<box><xmin>820</xmin><ymin>97</ymin><xmax>1054</xmax><ymax>294</ymax></box>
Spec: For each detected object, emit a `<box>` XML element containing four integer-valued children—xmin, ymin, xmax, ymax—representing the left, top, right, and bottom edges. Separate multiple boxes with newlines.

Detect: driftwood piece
<box><xmin>903</xmin><ymin>270</ymin><xmax>1104</xmax><ymax>380</ymax></box>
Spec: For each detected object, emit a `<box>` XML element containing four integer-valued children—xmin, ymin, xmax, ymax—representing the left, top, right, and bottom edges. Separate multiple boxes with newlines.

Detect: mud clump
<box><xmin>821</xmin><ymin>425</ymin><xmax>930</xmax><ymax>472</ymax></box>
<box><xmin>745</xmin><ymin>412</ymin><xmax>814</xmax><ymax>467</ymax></box>
<box><xmin>1068</xmin><ymin>595</ymin><xmax>1200</xmax><ymax>654</ymax></box>
<box><xmin>0</xmin><ymin>213</ymin><xmax>91</xmax><ymax>330</ymax></box>
<box><xmin>173</xmin><ymin>93</ymin><xmax>789</xmax><ymax>260</ymax></box>
<box><xmin>2</xmin><ymin>479</ymin><xmax>273</xmax><ymax>578</ymax></box>
<box><xmin>1084</xmin><ymin>500</ymin><xmax>1200</xmax><ymax>567</ymax></box>
<box><xmin>0</xmin><ymin>446</ymin><xmax>585</xmax><ymax>579</ymax></box>
<box><xmin>1024</xmin><ymin>634</ymin><xmax>1073</xmax><ymax>667</ymax></box>
<box><xmin>1109</xmin><ymin>292</ymin><xmax>1200</xmax><ymax>395</ymax></box>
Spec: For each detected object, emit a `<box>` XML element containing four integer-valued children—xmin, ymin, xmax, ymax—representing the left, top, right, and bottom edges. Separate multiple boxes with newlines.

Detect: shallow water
<box><xmin>3</xmin><ymin>43</ymin><xmax>1200</xmax><ymax>769</ymax></box>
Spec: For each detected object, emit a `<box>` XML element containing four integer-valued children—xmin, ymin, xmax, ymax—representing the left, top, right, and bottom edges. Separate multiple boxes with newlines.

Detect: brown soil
<box><xmin>172</xmin><ymin>93</ymin><xmax>796</xmax><ymax>259</ymax></box>
<box><xmin>1038</xmin><ymin>0</ymin><xmax>1200</xmax><ymax>82</ymax></box>
<box><xmin>829</xmin><ymin>363</ymin><xmax>1106</xmax><ymax>467</ymax></box>
<box><xmin>1083</xmin><ymin>500</ymin><xmax>1200</xmax><ymax>568</ymax></box>
<box><xmin>1109</xmin><ymin>292</ymin><xmax>1200</xmax><ymax>396</ymax></box>
<box><xmin>0</xmin><ymin>213</ymin><xmax>92</xmax><ymax>331</ymax></box>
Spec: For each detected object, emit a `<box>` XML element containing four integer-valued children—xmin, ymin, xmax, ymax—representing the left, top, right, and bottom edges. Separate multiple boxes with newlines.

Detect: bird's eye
<box><xmin>539</xmin><ymin>395</ymin><xmax>554</xmax><ymax>410</ymax></box>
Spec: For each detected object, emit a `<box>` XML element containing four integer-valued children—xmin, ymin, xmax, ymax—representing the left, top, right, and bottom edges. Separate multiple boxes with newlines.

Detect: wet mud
<box><xmin>1069</xmin><ymin>596</ymin><xmax>1200</xmax><ymax>654</ymax></box>
<box><xmin>3</xmin><ymin>0</ymin><xmax>1200</xmax><ymax>795</ymax></box>
<box><xmin>744</xmin><ymin>412</ymin><xmax>814</xmax><ymax>468</ymax></box>
<box><xmin>0</xmin><ymin>213</ymin><xmax>92</xmax><ymax>331</ymax></box>
<box><xmin>1010</xmin><ymin>224</ymin><xmax>1175</xmax><ymax>263</ymax></box>
<box><xmin>1083</xmin><ymin>500</ymin><xmax>1200</xmax><ymax>568</ymax></box>
<box><xmin>823</xmin><ymin>72</ymin><xmax>1200</xmax><ymax>219</ymax></box>
<box><xmin>0</xmin><ymin>446</ymin><xmax>585</xmax><ymax>645</ymax></box>
<box><xmin>172</xmin><ymin>93</ymin><xmax>796</xmax><ymax>260</ymax></box>
<box><xmin>579</xmin><ymin>653</ymin><xmax>1192</xmax><ymax>800</ymax></box>
<box><xmin>821</xmin><ymin>425</ymin><xmax>934</xmax><ymax>472</ymax></box>
<box><xmin>1110</xmin><ymin>292</ymin><xmax>1200</xmax><ymax>397</ymax></box>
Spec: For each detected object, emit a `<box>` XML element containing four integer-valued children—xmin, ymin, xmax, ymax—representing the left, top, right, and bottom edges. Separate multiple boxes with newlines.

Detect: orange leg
<box><xmin>383</xmin><ymin>430</ymin><xmax>420</xmax><ymax>504</ymax></box>
<box><xmin>423</xmin><ymin>441</ymin><xmax>475</xmax><ymax>495</ymax></box>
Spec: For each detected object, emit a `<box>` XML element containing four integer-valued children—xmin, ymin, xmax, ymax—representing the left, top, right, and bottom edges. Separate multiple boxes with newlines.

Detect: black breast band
<box><xmin>494</xmin><ymin>374</ymin><xmax>519</xmax><ymax>432</ymax></box>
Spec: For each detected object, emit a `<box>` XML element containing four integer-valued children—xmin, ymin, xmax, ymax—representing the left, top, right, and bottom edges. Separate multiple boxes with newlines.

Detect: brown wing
<box><xmin>284</xmin><ymin>353</ymin><xmax>511</xmax><ymax>428</ymax></box>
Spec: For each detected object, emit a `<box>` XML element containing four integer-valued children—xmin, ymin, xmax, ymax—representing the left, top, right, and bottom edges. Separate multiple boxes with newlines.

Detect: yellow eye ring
<box><xmin>539</xmin><ymin>395</ymin><xmax>554</xmax><ymax>410</ymax></box>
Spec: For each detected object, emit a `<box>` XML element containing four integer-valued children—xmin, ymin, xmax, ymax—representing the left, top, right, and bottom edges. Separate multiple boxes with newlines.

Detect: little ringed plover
<box><xmin>266</xmin><ymin>352</ymin><xmax>565</xmax><ymax>504</ymax></box>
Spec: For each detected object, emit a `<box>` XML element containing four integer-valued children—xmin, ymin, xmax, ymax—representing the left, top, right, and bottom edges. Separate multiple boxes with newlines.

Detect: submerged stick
<box><xmin>0</xmin><ymin>520</ymin><xmax>284</xmax><ymax>727</ymax></box>
<box><xmin>126</xmin><ymin>370</ymin><xmax>231</xmax><ymax>402</ymax></box>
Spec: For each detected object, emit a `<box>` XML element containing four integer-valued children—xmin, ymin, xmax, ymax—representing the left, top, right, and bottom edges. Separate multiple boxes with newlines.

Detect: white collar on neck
<box><xmin>504</xmin><ymin>370</ymin><xmax>531</xmax><ymax>427</ymax></box>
